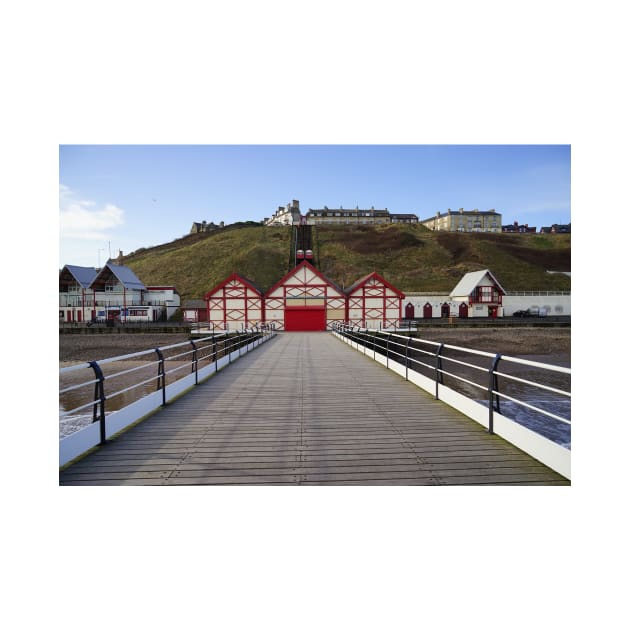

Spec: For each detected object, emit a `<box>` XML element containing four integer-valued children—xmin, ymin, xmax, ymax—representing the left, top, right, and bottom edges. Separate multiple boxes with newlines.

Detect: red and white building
<box><xmin>203</xmin><ymin>262</ymin><xmax>405</xmax><ymax>331</ymax></box>
<box><xmin>450</xmin><ymin>269</ymin><xmax>506</xmax><ymax>318</ymax></box>
<box><xmin>264</xmin><ymin>261</ymin><xmax>346</xmax><ymax>331</ymax></box>
<box><xmin>346</xmin><ymin>272</ymin><xmax>405</xmax><ymax>328</ymax></box>
<box><xmin>204</xmin><ymin>272</ymin><xmax>264</xmax><ymax>330</ymax></box>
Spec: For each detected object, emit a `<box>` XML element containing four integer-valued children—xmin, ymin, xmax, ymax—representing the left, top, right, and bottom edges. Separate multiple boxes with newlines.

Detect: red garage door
<box><xmin>285</xmin><ymin>308</ymin><xmax>326</xmax><ymax>331</ymax></box>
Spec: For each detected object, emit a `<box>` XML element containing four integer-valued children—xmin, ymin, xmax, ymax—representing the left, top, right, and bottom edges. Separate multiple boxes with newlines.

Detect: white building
<box><xmin>402</xmin><ymin>269</ymin><xmax>571</xmax><ymax>319</ymax></box>
<box><xmin>264</xmin><ymin>200</ymin><xmax>302</xmax><ymax>226</ymax></box>
<box><xmin>59</xmin><ymin>262</ymin><xmax>180</xmax><ymax>323</ymax></box>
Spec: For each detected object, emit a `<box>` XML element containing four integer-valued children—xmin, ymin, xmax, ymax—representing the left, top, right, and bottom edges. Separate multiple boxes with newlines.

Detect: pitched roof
<box><xmin>90</xmin><ymin>262</ymin><xmax>146</xmax><ymax>290</ymax></box>
<box><xmin>264</xmin><ymin>260</ymin><xmax>344</xmax><ymax>297</ymax></box>
<box><xmin>450</xmin><ymin>269</ymin><xmax>506</xmax><ymax>297</ymax></box>
<box><xmin>345</xmin><ymin>271</ymin><xmax>405</xmax><ymax>298</ymax></box>
<box><xmin>203</xmin><ymin>272</ymin><xmax>264</xmax><ymax>299</ymax></box>
<box><xmin>183</xmin><ymin>299</ymin><xmax>207</xmax><ymax>308</ymax></box>
<box><xmin>60</xmin><ymin>265</ymin><xmax>98</xmax><ymax>288</ymax></box>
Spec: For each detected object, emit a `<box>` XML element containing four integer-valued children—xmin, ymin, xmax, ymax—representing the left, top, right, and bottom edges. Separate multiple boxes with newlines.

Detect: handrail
<box><xmin>331</xmin><ymin>322</ymin><xmax>571</xmax><ymax>443</ymax></box>
<box><xmin>60</xmin><ymin>325</ymin><xmax>277</xmax><ymax>450</ymax></box>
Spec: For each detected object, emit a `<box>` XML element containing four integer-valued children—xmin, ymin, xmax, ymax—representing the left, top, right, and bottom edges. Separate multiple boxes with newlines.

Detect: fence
<box><xmin>332</xmin><ymin>323</ymin><xmax>570</xmax><ymax>479</ymax></box>
<box><xmin>59</xmin><ymin>326</ymin><xmax>276</xmax><ymax>467</ymax></box>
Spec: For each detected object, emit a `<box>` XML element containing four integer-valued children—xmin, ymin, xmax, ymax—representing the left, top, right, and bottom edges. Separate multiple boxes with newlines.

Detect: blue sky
<box><xmin>59</xmin><ymin>144</ymin><xmax>570</xmax><ymax>268</ymax></box>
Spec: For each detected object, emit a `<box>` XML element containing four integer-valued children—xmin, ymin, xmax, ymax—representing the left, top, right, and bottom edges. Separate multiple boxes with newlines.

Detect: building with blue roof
<box><xmin>60</xmin><ymin>262</ymin><xmax>179</xmax><ymax>324</ymax></box>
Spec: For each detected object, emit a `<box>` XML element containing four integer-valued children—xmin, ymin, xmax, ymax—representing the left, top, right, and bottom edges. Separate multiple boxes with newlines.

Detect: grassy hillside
<box><xmin>121</xmin><ymin>223</ymin><xmax>571</xmax><ymax>300</ymax></box>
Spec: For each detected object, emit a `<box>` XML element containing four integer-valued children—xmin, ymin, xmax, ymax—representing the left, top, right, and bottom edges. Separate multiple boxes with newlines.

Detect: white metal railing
<box><xmin>332</xmin><ymin>323</ymin><xmax>570</xmax><ymax>479</ymax></box>
<box><xmin>504</xmin><ymin>291</ymin><xmax>571</xmax><ymax>296</ymax></box>
<box><xmin>59</xmin><ymin>325</ymin><xmax>277</xmax><ymax>466</ymax></box>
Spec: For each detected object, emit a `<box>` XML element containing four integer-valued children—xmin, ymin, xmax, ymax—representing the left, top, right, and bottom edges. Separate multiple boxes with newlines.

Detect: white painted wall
<box><xmin>403</xmin><ymin>293</ymin><xmax>571</xmax><ymax>317</ymax></box>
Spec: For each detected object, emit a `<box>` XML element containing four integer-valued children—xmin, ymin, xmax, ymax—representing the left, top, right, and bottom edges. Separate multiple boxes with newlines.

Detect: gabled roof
<box><xmin>450</xmin><ymin>269</ymin><xmax>506</xmax><ymax>297</ymax></box>
<box><xmin>264</xmin><ymin>260</ymin><xmax>344</xmax><ymax>297</ymax></box>
<box><xmin>345</xmin><ymin>271</ymin><xmax>405</xmax><ymax>298</ymax></box>
<box><xmin>90</xmin><ymin>262</ymin><xmax>146</xmax><ymax>291</ymax></box>
<box><xmin>60</xmin><ymin>265</ymin><xmax>98</xmax><ymax>288</ymax></box>
<box><xmin>203</xmin><ymin>272</ymin><xmax>264</xmax><ymax>299</ymax></box>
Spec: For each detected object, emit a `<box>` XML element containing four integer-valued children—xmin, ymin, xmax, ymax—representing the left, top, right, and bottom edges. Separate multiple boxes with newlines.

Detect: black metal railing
<box><xmin>332</xmin><ymin>323</ymin><xmax>571</xmax><ymax>441</ymax></box>
<box><xmin>60</xmin><ymin>325</ymin><xmax>276</xmax><ymax>445</ymax></box>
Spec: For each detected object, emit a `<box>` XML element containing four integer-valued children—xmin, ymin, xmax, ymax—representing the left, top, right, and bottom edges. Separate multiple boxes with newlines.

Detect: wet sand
<box><xmin>59</xmin><ymin>333</ymin><xmax>191</xmax><ymax>364</ymax></box>
<box><xmin>59</xmin><ymin>327</ymin><xmax>570</xmax><ymax>364</ymax></box>
<box><xmin>411</xmin><ymin>327</ymin><xmax>570</xmax><ymax>359</ymax></box>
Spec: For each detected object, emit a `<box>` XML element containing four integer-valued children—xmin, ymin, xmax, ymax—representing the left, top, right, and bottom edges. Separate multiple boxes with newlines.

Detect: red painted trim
<box><xmin>345</xmin><ymin>271</ymin><xmax>405</xmax><ymax>298</ymax></box>
<box><xmin>203</xmin><ymin>272</ymin><xmax>263</xmax><ymax>300</ymax></box>
<box><xmin>284</xmin><ymin>304</ymin><xmax>325</xmax><ymax>310</ymax></box>
<box><xmin>264</xmin><ymin>260</ymin><xmax>344</xmax><ymax>298</ymax></box>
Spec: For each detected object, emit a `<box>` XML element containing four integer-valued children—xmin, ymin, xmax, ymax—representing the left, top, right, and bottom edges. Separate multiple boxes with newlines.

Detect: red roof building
<box><xmin>264</xmin><ymin>261</ymin><xmax>346</xmax><ymax>331</ymax></box>
<box><xmin>346</xmin><ymin>272</ymin><xmax>405</xmax><ymax>328</ymax></box>
<box><xmin>204</xmin><ymin>272</ymin><xmax>264</xmax><ymax>330</ymax></box>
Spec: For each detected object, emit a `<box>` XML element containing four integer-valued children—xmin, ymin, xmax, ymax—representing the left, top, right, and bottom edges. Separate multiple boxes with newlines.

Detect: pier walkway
<box><xmin>59</xmin><ymin>333</ymin><xmax>569</xmax><ymax>485</ymax></box>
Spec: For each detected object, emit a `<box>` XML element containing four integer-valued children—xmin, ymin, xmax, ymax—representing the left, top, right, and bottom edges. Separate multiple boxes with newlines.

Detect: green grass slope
<box><xmin>121</xmin><ymin>223</ymin><xmax>571</xmax><ymax>301</ymax></box>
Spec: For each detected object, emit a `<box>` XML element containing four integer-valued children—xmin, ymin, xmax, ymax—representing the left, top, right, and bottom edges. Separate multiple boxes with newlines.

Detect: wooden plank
<box><xmin>60</xmin><ymin>332</ymin><xmax>569</xmax><ymax>486</ymax></box>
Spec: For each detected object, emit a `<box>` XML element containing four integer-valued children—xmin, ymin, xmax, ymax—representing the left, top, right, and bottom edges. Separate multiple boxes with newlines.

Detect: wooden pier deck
<box><xmin>59</xmin><ymin>332</ymin><xmax>569</xmax><ymax>485</ymax></box>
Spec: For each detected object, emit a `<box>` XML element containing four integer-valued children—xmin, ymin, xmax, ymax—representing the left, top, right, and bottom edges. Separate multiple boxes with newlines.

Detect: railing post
<box><xmin>386</xmin><ymin>333</ymin><xmax>392</xmax><ymax>368</ymax></box>
<box><xmin>88</xmin><ymin>360</ymin><xmax>107</xmax><ymax>445</ymax></box>
<box><xmin>190</xmin><ymin>339</ymin><xmax>198</xmax><ymax>385</ymax></box>
<box><xmin>155</xmin><ymin>348</ymin><xmax>166</xmax><ymax>406</ymax></box>
<box><xmin>405</xmin><ymin>335</ymin><xmax>412</xmax><ymax>380</ymax></box>
<box><xmin>434</xmin><ymin>343</ymin><xmax>444</xmax><ymax>400</ymax></box>
<box><xmin>488</xmin><ymin>353</ymin><xmax>502</xmax><ymax>434</ymax></box>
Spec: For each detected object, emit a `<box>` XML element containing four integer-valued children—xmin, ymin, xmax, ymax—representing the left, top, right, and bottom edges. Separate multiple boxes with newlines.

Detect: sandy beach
<box><xmin>59</xmin><ymin>327</ymin><xmax>570</xmax><ymax>364</ymax></box>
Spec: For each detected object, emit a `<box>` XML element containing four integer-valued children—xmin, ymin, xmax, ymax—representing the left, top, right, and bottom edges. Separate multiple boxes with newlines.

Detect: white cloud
<box><xmin>59</xmin><ymin>184</ymin><xmax>125</xmax><ymax>239</ymax></box>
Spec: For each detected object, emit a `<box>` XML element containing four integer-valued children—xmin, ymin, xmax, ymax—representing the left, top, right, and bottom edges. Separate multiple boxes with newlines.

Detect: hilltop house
<box><xmin>419</xmin><ymin>208</ymin><xmax>502</xmax><ymax>232</ymax></box>
<box><xmin>502</xmin><ymin>221</ymin><xmax>537</xmax><ymax>233</ymax></box>
<box><xmin>190</xmin><ymin>220</ymin><xmax>224</xmax><ymax>234</ymax></box>
<box><xmin>390</xmin><ymin>213</ymin><xmax>419</xmax><ymax>223</ymax></box>
<box><xmin>263</xmin><ymin>200</ymin><xmax>302</xmax><ymax>226</ymax></box>
<box><xmin>540</xmin><ymin>223</ymin><xmax>571</xmax><ymax>234</ymax></box>
<box><xmin>305</xmin><ymin>206</ymin><xmax>391</xmax><ymax>225</ymax></box>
